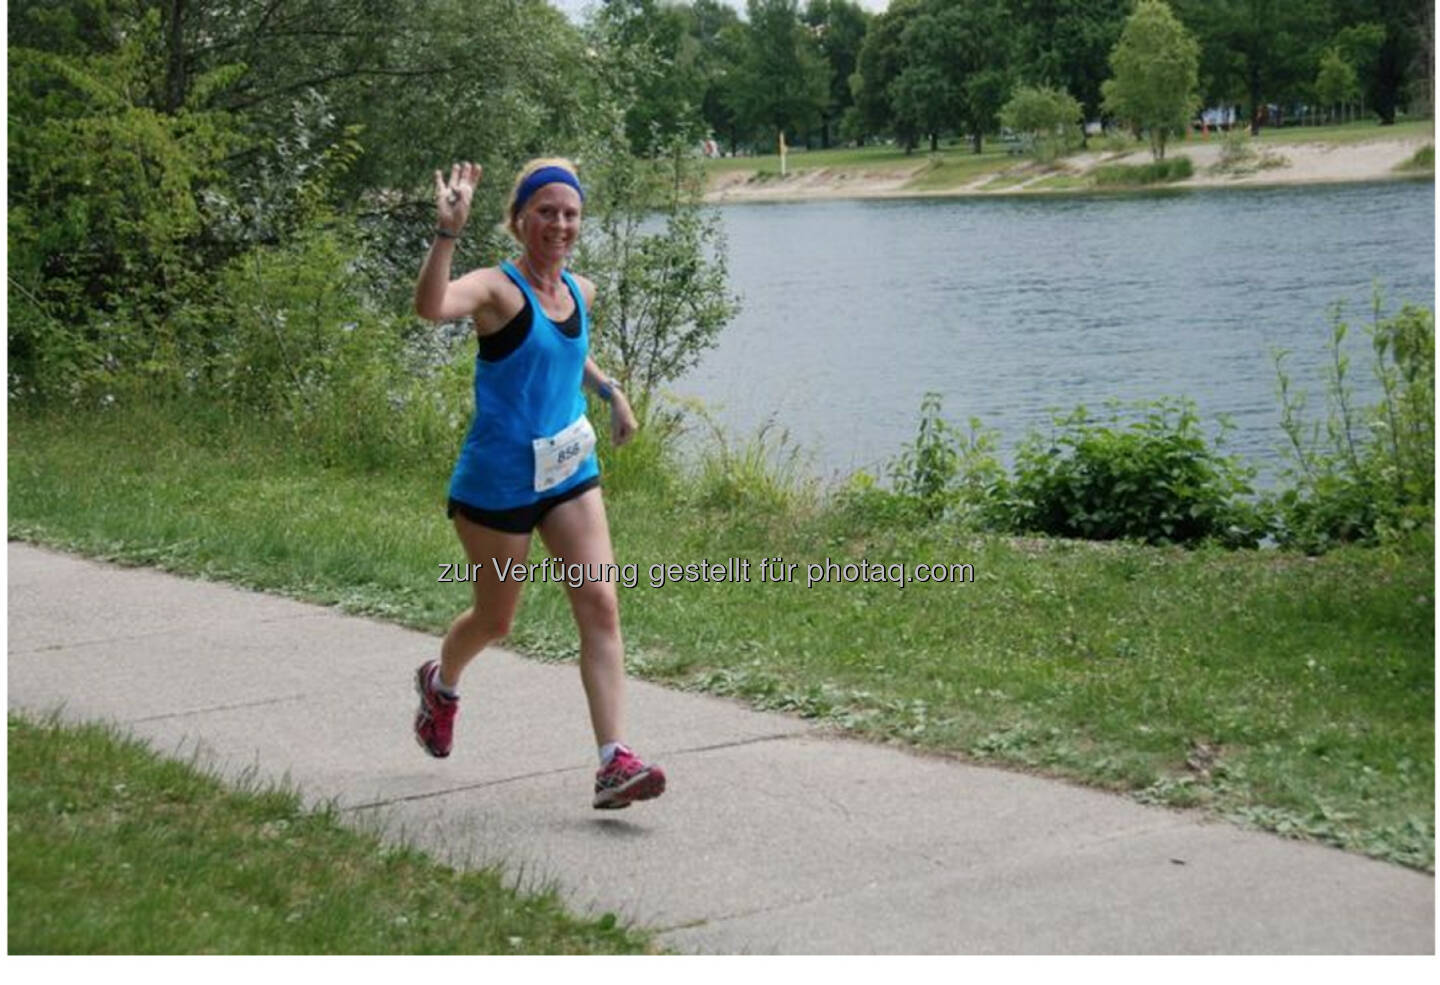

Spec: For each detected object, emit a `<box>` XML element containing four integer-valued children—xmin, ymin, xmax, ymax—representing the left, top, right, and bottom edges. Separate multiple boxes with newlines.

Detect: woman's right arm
<box><xmin>414</xmin><ymin>161</ymin><xmax>491</xmax><ymax>322</ymax></box>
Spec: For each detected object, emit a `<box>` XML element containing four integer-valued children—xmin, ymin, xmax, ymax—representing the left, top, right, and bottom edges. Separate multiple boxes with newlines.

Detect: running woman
<box><xmin>411</xmin><ymin>158</ymin><xmax>665</xmax><ymax>810</ymax></box>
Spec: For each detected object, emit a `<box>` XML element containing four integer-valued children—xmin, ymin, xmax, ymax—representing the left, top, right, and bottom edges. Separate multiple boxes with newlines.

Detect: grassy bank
<box><xmin>9</xmin><ymin>403</ymin><xmax>1434</xmax><ymax>870</ymax></box>
<box><xmin>7</xmin><ymin>713</ymin><xmax>653</xmax><ymax>954</ymax></box>
<box><xmin>703</xmin><ymin>118</ymin><xmax>1435</xmax><ymax>196</ymax></box>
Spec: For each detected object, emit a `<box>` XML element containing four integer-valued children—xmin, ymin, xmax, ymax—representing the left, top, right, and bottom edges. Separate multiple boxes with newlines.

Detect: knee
<box><xmin>570</xmin><ymin>585</ymin><xmax>620</xmax><ymax>637</ymax></box>
<box><xmin>468</xmin><ymin>606</ymin><xmax>515</xmax><ymax>641</ymax></box>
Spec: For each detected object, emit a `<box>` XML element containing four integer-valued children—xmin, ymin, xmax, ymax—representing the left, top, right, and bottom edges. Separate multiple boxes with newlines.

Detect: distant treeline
<box><xmin>613</xmin><ymin>0</ymin><xmax>1432</xmax><ymax>154</ymax></box>
<box><xmin>7</xmin><ymin>0</ymin><xmax>1429</xmax><ymax>405</ymax></box>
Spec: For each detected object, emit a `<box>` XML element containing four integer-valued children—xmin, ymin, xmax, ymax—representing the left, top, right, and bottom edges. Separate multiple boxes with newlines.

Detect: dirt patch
<box><xmin>706</xmin><ymin>162</ymin><xmax>929</xmax><ymax>202</ymax></box>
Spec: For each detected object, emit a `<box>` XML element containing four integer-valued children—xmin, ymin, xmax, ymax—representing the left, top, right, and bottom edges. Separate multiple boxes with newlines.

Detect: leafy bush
<box><xmin>1008</xmin><ymin>399</ymin><xmax>1266</xmax><ymax>547</ymax></box>
<box><xmin>1208</xmin><ymin>130</ymin><xmax>1287</xmax><ymax>176</ymax></box>
<box><xmin>576</xmin><ymin>129</ymin><xmax>738</xmax><ymax>406</ymax></box>
<box><xmin>999</xmin><ymin>85</ymin><xmax>1084</xmax><ymax>164</ymax></box>
<box><xmin>151</xmin><ymin>220</ymin><xmax>468</xmax><ymax>473</ymax></box>
<box><xmin>1271</xmin><ymin>298</ymin><xmax>1434</xmax><ymax>552</ymax></box>
<box><xmin>1093</xmin><ymin>156</ymin><xmax>1194</xmax><ymax>185</ymax></box>
<box><xmin>7</xmin><ymin>37</ymin><xmax>242</xmax><ymax>401</ymax></box>
<box><xmin>1101</xmin><ymin>130</ymin><xmax>1136</xmax><ymax>153</ymax></box>
<box><xmin>832</xmin><ymin>469</ymin><xmax>919</xmax><ymax>530</ymax></box>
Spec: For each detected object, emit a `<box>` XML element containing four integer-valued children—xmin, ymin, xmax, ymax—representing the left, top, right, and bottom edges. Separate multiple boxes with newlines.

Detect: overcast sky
<box><xmin>547</xmin><ymin>0</ymin><xmax>891</xmax><ymax>23</ymax></box>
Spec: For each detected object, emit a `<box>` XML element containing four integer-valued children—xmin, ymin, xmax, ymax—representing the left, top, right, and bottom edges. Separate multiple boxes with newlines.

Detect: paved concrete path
<box><xmin>7</xmin><ymin>542</ymin><xmax>1434</xmax><ymax>953</ymax></box>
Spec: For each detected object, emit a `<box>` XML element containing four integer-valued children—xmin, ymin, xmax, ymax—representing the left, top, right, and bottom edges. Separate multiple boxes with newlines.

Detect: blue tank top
<box><xmin>448</xmin><ymin>261</ymin><xmax>599</xmax><ymax>510</ymax></box>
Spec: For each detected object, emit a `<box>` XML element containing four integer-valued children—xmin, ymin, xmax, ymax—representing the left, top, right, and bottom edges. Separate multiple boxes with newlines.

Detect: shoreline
<box><xmin>704</xmin><ymin>134</ymin><xmax>1434</xmax><ymax>204</ymax></box>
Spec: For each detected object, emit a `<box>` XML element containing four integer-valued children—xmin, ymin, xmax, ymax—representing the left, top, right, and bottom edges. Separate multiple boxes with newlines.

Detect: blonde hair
<box><xmin>504</xmin><ymin>157</ymin><xmax>581</xmax><ymax>243</ymax></box>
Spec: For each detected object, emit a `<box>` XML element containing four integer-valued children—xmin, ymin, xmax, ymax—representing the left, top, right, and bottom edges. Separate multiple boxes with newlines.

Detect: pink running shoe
<box><xmin>593</xmin><ymin>745</ymin><xmax>666</xmax><ymax>809</ymax></box>
<box><xmin>413</xmin><ymin>660</ymin><xmax>458</xmax><ymax>758</ymax></box>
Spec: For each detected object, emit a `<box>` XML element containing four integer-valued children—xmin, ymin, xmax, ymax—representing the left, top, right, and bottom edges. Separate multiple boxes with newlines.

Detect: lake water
<box><xmin>676</xmin><ymin>180</ymin><xmax>1435</xmax><ymax>484</ymax></box>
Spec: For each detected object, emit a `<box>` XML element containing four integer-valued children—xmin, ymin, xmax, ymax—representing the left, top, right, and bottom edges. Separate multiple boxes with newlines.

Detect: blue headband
<box><xmin>513</xmin><ymin>166</ymin><xmax>584</xmax><ymax>216</ymax></box>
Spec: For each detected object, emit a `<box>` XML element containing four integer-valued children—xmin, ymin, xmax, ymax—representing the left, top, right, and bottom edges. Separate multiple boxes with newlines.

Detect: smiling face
<box><xmin>516</xmin><ymin>183</ymin><xmax>583</xmax><ymax>267</ymax></box>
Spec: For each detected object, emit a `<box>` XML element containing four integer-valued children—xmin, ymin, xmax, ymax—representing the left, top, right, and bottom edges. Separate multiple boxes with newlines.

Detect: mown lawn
<box><xmin>7</xmin><ymin>714</ymin><xmax>655</xmax><ymax>954</ymax></box>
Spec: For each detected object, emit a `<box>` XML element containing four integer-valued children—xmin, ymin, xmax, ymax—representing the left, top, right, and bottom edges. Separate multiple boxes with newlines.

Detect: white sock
<box><xmin>432</xmin><ymin>665</ymin><xmax>459</xmax><ymax>697</ymax></box>
<box><xmin>599</xmin><ymin>742</ymin><xmax>625</xmax><ymax>765</ymax></box>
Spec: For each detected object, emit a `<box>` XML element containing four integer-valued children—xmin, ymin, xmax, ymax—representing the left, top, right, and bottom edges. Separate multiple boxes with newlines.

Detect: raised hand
<box><xmin>435</xmin><ymin>161</ymin><xmax>482</xmax><ymax>235</ymax></box>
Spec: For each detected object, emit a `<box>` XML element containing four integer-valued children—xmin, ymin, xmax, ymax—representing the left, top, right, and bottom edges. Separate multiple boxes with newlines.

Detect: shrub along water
<box><xmin>857</xmin><ymin>297</ymin><xmax>1432</xmax><ymax>554</ymax></box>
<box><xmin>1007</xmin><ymin>400</ymin><xmax>1266</xmax><ymax>548</ymax></box>
<box><xmin>1273</xmin><ymin>296</ymin><xmax>1434</xmax><ymax>553</ymax></box>
<box><xmin>1092</xmin><ymin>156</ymin><xmax>1195</xmax><ymax>185</ymax></box>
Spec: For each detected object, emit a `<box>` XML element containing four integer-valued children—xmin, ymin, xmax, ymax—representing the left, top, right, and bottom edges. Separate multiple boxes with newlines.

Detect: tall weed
<box><xmin>687</xmin><ymin>405</ymin><xmax>816</xmax><ymax>516</ymax></box>
<box><xmin>1272</xmin><ymin>295</ymin><xmax>1434</xmax><ymax>552</ymax></box>
<box><xmin>864</xmin><ymin>392</ymin><xmax>1009</xmax><ymax>529</ymax></box>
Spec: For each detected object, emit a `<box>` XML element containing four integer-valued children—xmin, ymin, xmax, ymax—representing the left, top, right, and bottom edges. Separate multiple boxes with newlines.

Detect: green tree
<box><xmin>849</xmin><ymin>0</ymin><xmax>922</xmax><ymax>148</ymax></box>
<box><xmin>1101</xmin><ymin>0</ymin><xmax>1200</xmax><ymax>159</ymax></box>
<box><xmin>731</xmin><ymin>0</ymin><xmax>831</xmax><ymax>147</ymax></box>
<box><xmin>891</xmin><ymin>11</ymin><xmax>960</xmax><ymax>152</ymax></box>
<box><xmin>1010</xmin><ymin>0</ymin><xmax>1130</xmax><ymax>143</ymax></box>
<box><xmin>685</xmin><ymin>0</ymin><xmax>750</xmax><ymax>152</ymax></box>
<box><xmin>576</xmin><ymin>136</ymin><xmax>739</xmax><ymax>406</ymax></box>
<box><xmin>1000</xmin><ymin>83</ymin><xmax>1084</xmax><ymax>161</ymax></box>
<box><xmin>803</xmin><ymin>0</ymin><xmax>872</xmax><ymax>148</ymax></box>
<box><xmin>1332</xmin><ymin>20</ymin><xmax>1386</xmax><ymax>96</ymax></box>
<box><xmin>1315</xmin><ymin>47</ymin><xmax>1361</xmax><ymax>121</ymax></box>
<box><xmin>1330</xmin><ymin>0</ymin><xmax>1427</xmax><ymax>124</ymax></box>
<box><xmin>7</xmin><ymin>0</ymin><xmax>734</xmax><ymax>411</ymax></box>
<box><xmin>1175</xmin><ymin>0</ymin><xmax>1333</xmax><ymax>133</ymax></box>
<box><xmin>913</xmin><ymin>0</ymin><xmax>1013</xmax><ymax>155</ymax></box>
<box><xmin>573</xmin><ymin>23</ymin><xmax>739</xmax><ymax>406</ymax></box>
<box><xmin>596</xmin><ymin>0</ymin><xmax>708</xmax><ymax>155</ymax></box>
<box><xmin>8</xmin><ymin>5</ymin><xmax>244</xmax><ymax>399</ymax></box>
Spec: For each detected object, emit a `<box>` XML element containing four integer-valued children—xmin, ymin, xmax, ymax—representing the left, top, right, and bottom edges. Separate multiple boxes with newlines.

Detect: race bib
<box><xmin>532</xmin><ymin>414</ymin><xmax>596</xmax><ymax>493</ymax></box>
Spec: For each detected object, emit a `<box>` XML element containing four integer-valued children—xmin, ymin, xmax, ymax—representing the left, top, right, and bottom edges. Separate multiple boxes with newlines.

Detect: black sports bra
<box><xmin>478</xmin><ymin>294</ymin><xmax>581</xmax><ymax>362</ymax></box>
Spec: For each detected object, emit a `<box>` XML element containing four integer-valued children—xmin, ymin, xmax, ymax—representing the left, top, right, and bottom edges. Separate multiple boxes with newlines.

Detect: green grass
<box><xmin>7</xmin><ymin>713</ymin><xmax>655</xmax><ymax>954</ymax></box>
<box><xmin>1148</xmin><ymin>118</ymin><xmax>1434</xmax><ymax>152</ymax></box>
<box><xmin>901</xmin><ymin>150</ymin><xmax>1013</xmax><ymax>191</ymax></box>
<box><xmin>1093</xmin><ymin>156</ymin><xmax>1195</xmax><ymax>186</ymax></box>
<box><xmin>702</xmin><ymin>142</ymin><xmax>1016</xmax><ymax>192</ymax></box>
<box><xmin>1396</xmin><ymin>143</ymin><xmax>1435</xmax><ymax>172</ymax></box>
<box><xmin>1028</xmin><ymin>174</ymin><xmax>1090</xmax><ymax>191</ymax></box>
<box><xmin>9</xmin><ymin>403</ymin><xmax>1434</xmax><ymax>871</ymax></box>
<box><xmin>1251</xmin><ymin>117</ymin><xmax>1435</xmax><ymax>147</ymax></box>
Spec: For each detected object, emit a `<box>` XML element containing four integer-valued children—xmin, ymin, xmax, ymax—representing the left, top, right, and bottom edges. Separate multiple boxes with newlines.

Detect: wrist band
<box><xmin>596</xmin><ymin>379</ymin><xmax>613</xmax><ymax>401</ymax></box>
<box><xmin>435</xmin><ymin>227</ymin><xmax>459</xmax><ymax>239</ymax></box>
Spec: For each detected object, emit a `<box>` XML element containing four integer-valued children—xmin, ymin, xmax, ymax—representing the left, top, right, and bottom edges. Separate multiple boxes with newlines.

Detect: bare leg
<box><xmin>537</xmin><ymin>487</ymin><xmax>625</xmax><ymax>746</ymax></box>
<box><xmin>439</xmin><ymin>514</ymin><xmax>532</xmax><ymax>690</ymax></box>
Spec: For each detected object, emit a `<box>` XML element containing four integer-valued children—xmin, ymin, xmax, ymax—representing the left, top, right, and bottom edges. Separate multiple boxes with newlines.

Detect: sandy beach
<box><xmin>705</xmin><ymin>133</ymin><xmax>1434</xmax><ymax>203</ymax></box>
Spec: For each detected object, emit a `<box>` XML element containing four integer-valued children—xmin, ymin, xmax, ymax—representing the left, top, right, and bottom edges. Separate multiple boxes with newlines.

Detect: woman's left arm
<box><xmin>584</xmin><ymin>357</ymin><xmax>638</xmax><ymax>447</ymax></box>
<box><xmin>574</xmin><ymin>275</ymin><xmax>638</xmax><ymax>446</ymax></box>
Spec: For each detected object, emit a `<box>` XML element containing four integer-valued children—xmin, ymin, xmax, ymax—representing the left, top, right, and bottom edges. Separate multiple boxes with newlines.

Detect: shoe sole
<box><xmin>414</xmin><ymin>662</ymin><xmax>451</xmax><ymax>759</ymax></box>
<box><xmin>593</xmin><ymin>767</ymin><xmax>666</xmax><ymax>810</ymax></box>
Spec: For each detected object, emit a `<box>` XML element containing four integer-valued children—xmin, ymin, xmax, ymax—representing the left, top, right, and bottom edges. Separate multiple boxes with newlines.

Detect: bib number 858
<box><xmin>533</xmin><ymin>415</ymin><xmax>596</xmax><ymax>492</ymax></box>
